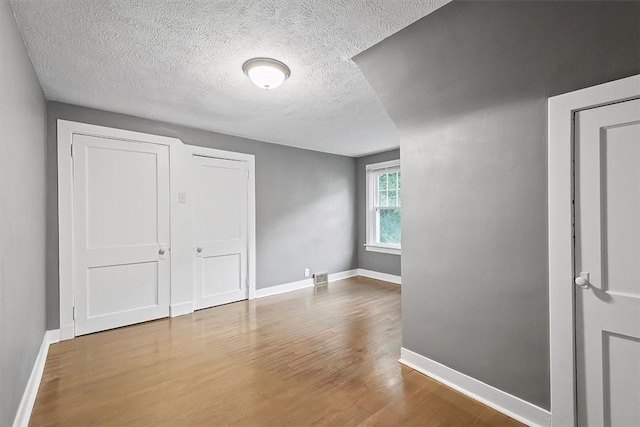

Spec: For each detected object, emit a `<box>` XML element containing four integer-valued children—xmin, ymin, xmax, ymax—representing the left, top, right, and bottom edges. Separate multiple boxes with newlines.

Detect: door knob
<box><xmin>575</xmin><ymin>272</ymin><xmax>589</xmax><ymax>288</ymax></box>
<box><xmin>158</xmin><ymin>244</ymin><xmax>167</xmax><ymax>260</ymax></box>
<box><xmin>196</xmin><ymin>247</ymin><xmax>203</xmax><ymax>253</ymax></box>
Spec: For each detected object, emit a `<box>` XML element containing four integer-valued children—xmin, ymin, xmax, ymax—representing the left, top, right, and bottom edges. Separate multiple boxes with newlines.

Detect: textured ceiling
<box><xmin>10</xmin><ymin>0</ymin><xmax>449</xmax><ymax>156</ymax></box>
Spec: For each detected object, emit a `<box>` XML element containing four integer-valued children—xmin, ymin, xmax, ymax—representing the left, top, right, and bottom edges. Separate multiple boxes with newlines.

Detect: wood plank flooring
<box><xmin>31</xmin><ymin>277</ymin><xmax>521</xmax><ymax>426</ymax></box>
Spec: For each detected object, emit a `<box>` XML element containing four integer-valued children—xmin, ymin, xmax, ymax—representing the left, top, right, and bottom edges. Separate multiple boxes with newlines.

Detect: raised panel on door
<box><xmin>575</xmin><ymin>98</ymin><xmax>640</xmax><ymax>427</ymax></box>
<box><xmin>73</xmin><ymin>134</ymin><xmax>170</xmax><ymax>335</ymax></box>
<box><xmin>193</xmin><ymin>155</ymin><xmax>248</xmax><ymax>310</ymax></box>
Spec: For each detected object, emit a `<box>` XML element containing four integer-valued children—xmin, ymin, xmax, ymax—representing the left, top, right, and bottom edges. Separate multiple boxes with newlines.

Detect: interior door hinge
<box><xmin>71</xmin><ymin>145</ymin><xmax>73</xmax><ymax>157</ymax></box>
<box><xmin>72</xmin><ymin>306</ymin><xmax>76</xmax><ymax>320</ymax></box>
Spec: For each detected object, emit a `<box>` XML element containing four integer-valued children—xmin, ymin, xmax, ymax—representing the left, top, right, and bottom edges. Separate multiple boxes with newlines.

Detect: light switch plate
<box><xmin>178</xmin><ymin>192</ymin><xmax>187</xmax><ymax>203</ymax></box>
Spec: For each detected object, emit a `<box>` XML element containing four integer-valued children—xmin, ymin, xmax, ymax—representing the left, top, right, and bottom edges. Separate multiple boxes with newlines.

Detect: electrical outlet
<box><xmin>304</xmin><ymin>268</ymin><xmax>310</xmax><ymax>277</ymax></box>
<box><xmin>178</xmin><ymin>192</ymin><xmax>187</xmax><ymax>203</ymax></box>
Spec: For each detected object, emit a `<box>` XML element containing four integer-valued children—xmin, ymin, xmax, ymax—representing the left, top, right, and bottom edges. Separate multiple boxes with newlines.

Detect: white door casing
<box><xmin>58</xmin><ymin>121</ymin><xmax>257</xmax><ymax>339</ymax></box>
<box><xmin>58</xmin><ymin>121</ymin><xmax>185</xmax><ymax>340</ymax></box>
<box><xmin>188</xmin><ymin>145</ymin><xmax>257</xmax><ymax>303</ymax></box>
<box><xmin>574</xmin><ymin>98</ymin><xmax>640</xmax><ymax>426</ymax></box>
<box><xmin>73</xmin><ymin>135</ymin><xmax>171</xmax><ymax>335</ymax></box>
<box><xmin>193</xmin><ymin>155</ymin><xmax>249</xmax><ymax>309</ymax></box>
<box><xmin>548</xmin><ymin>74</ymin><xmax>640</xmax><ymax>427</ymax></box>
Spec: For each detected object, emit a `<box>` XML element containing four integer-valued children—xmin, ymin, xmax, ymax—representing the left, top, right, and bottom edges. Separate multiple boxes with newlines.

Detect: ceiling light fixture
<box><xmin>242</xmin><ymin>58</ymin><xmax>290</xmax><ymax>90</ymax></box>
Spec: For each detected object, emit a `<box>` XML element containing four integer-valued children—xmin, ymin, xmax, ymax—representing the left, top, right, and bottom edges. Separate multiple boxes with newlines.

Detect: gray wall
<box><xmin>46</xmin><ymin>102</ymin><xmax>358</xmax><ymax>329</ymax></box>
<box><xmin>354</xmin><ymin>0</ymin><xmax>640</xmax><ymax>410</ymax></box>
<box><xmin>356</xmin><ymin>149</ymin><xmax>401</xmax><ymax>276</ymax></box>
<box><xmin>0</xmin><ymin>0</ymin><xmax>48</xmax><ymax>424</ymax></box>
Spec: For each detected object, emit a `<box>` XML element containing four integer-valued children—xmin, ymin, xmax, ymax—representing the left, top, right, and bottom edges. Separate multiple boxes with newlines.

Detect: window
<box><xmin>366</xmin><ymin>159</ymin><xmax>401</xmax><ymax>255</ymax></box>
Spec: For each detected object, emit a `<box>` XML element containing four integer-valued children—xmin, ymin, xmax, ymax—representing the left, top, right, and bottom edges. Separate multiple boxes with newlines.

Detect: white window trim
<box><xmin>365</xmin><ymin>159</ymin><xmax>401</xmax><ymax>256</ymax></box>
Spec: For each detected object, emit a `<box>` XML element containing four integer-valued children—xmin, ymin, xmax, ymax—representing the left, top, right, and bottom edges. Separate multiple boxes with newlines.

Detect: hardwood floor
<box><xmin>31</xmin><ymin>277</ymin><xmax>521</xmax><ymax>426</ymax></box>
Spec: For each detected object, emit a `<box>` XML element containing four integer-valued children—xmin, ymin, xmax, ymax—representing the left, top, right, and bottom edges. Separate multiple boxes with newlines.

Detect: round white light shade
<box><xmin>242</xmin><ymin>58</ymin><xmax>290</xmax><ymax>89</ymax></box>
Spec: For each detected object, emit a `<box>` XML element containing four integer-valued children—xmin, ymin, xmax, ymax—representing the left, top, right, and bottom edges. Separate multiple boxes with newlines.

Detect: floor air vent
<box><xmin>313</xmin><ymin>272</ymin><xmax>328</xmax><ymax>286</ymax></box>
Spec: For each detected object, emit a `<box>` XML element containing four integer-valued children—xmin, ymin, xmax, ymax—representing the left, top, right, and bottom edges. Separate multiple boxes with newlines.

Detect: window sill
<box><xmin>364</xmin><ymin>244</ymin><xmax>401</xmax><ymax>256</ymax></box>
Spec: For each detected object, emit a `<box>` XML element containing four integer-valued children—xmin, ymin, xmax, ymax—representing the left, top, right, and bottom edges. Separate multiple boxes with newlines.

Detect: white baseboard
<box><xmin>329</xmin><ymin>269</ymin><xmax>359</xmax><ymax>281</ymax></box>
<box><xmin>45</xmin><ymin>329</ymin><xmax>60</xmax><ymax>344</ymax></box>
<box><xmin>255</xmin><ymin>278</ymin><xmax>313</xmax><ymax>298</ymax></box>
<box><xmin>255</xmin><ymin>269</ymin><xmax>360</xmax><ymax>299</ymax></box>
<box><xmin>170</xmin><ymin>302</ymin><xmax>194</xmax><ymax>317</ymax></box>
<box><xmin>59</xmin><ymin>323</ymin><xmax>74</xmax><ymax>341</ymax></box>
<box><xmin>13</xmin><ymin>330</ymin><xmax>60</xmax><ymax>427</ymax></box>
<box><xmin>357</xmin><ymin>268</ymin><xmax>401</xmax><ymax>284</ymax></box>
<box><xmin>400</xmin><ymin>348</ymin><xmax>550</xmax><ymax>427</ymax></box>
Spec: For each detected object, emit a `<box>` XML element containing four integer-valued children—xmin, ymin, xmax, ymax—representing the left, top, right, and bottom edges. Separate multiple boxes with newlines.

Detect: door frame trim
<box><xmin>188</xmin><ymin>145</ymin><xmax>257</xmax><ymax>301</ymax></box>
<box><xmin>57</xmin><ymin>120</ymin><xmax>184</xmax><ymax>340</ymax></box>
<box><xmin>548</xmin><ymin>74</ymin><xmax>640</xmax><ymax>426</ymax></box>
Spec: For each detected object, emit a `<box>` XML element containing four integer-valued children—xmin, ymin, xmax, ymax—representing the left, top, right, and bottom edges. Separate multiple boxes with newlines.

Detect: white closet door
<box><xmin>73</xmin><ymin>134</ymin><xmax>170</xmax><ymax>335</ymax></box>
<box><xmin>193</xmin><ymin>155</ymin><xmax>248</xmax><ymax>310</ymax></box>
<box><xmin>575</xmin><ymin>98</ymin><xmax>640</xmax><ymax>426</ymax></box>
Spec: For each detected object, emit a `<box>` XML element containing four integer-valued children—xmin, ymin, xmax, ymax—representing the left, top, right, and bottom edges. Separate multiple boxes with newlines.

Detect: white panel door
<box><xmin>73</xmin><ymin>134</ymin><xmax>170</xmax><ymax>335</ymax></box>
<box><xmin>193</xmin><ymin>155</ymin><xmax>248</xmax><ymax>310</ymax></box>
<box><xmin>575</xmin><ymin>98</ymin><xmax>640</xmax><ymax>426</ymax></box>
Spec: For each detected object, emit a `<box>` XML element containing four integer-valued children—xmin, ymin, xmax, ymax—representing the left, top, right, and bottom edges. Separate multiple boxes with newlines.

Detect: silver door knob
<box><xmin>575</xmin><ymin>272</ymin><xmax>589</xmax><ymax>288</ymax></box>
<box><xmin>196</xmin><ymin>247</ymin><xmax>203</xmax><ymax>253</ymax></box>
<box><xmin>159</xmin><ymin>248</ymin><xmax>166</xmax><ymax>255</ymax></box>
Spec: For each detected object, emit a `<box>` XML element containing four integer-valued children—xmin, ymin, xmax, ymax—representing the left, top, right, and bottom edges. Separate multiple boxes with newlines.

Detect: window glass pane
<box><xmin>379</xmin><ymin>209</ymin><xmax>401</xmax><ymax>244</ymax></box>
<box><xmin>397</xmin><ymin>172</ymin><xmax>401</xmax><ymax>189</ymax></box>
<box><xmin>388</xmin><ymin>172</ymin><xmax>397</xmax><ymax>190</ymax></box>
<box><xmin>378</xmin><ymin>173</ymin><xmax>387</xmax><ymax>190</ymax></box>
<box><xmin>378</xmin><ymin>190</ymin><xmax>388</xmax><ymax>207</ymax></box>
<box><xmin>388</xmin><ymin>190</ymin><xmax>397</xmax><ymax>206</ymax></box>
<box><xmin>398</xmin><ymin>190</ymin><xmax>401</xmax><ymax>206</ymax></box>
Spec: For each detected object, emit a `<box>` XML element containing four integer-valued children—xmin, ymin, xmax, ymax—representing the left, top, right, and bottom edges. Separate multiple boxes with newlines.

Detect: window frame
<box><xmin>365</xmin><ymin>159</ymin><xmax>401</xmax><ymax>255</ymax></box>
